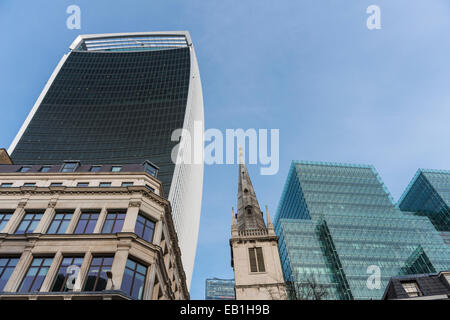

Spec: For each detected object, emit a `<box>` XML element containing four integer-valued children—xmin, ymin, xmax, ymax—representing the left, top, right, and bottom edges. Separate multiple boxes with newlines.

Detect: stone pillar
<box><xmin>34</xmin><ymin>201</ymin><xmax>57</xmax><ymax>234</ymax></box>
<box><xmin>3</xmin><ymin>201</ymin><xmax>27</xmax><ymax>234</ymax></box>
<box><xmin>40</xmin><ymin>251</ymin><xmax>62</xmax><ymax>292</ymax></box>
<box><xmin>74</xmin><ymin>251</ymin><xmax>92</xmax><ymax>292</ymax></box>
<box><xmin>66</xmin><ymin>206</ymin><xmax>81</xmax><ymax>234</ymax></box>
<box><xmin>153</xmin><ymin>220</ymin><xmax>163</xmax><ymax>246</ymax></box>
<box><xmin>107</xmin><ymin>242</ymin><xmax>130</xmax><ymax>290</ymax></box>
<box><xmin>93</xmin><ymin>206</ymin><xmax>108</xmax><ymax>233</ymax></box>
<box><xmin>143</xmin><ymin>262</ymin><xmax>157</xmax><ymax>300</ymax></box>
<box><xmin>122</xmin><ymin>200</ymin><xmax>141</xmax><ymax>233</ymax></box>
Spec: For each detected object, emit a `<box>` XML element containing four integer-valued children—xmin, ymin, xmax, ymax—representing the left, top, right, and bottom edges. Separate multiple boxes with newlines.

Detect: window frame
<box><xmin>77</xmin><ymin>182</ymin><xmax>89</xmax><ymax>187</ymax></box>
<box><xmin>101</xmin><ymin>211</ymin><xmax>126</xmax><ymax>234</ymax></box>
<box><xmin>248</xmin><ymin>247</ymin><xmax>266</xmax><ymax>273</ymax></box>
<box><xmin>47</xmin><ymin>212</ymin><xmax>74</xmax><ymax>234</ymax></box>
<box><xmin>60</xmin><ymin>162</ymin><xmax>79</xmax><ymax>173</ymax></box>
<box><xmin>17</xmin><ymin>166</ymin><xmax>31</xmax><ymax>173</ymax></box>
<box><xmin>0</xmin><ymin>211</ymin><xmax>13</xmax><ymax>232</ymax></box>
<box><xmin>401</xmin><ymin>281</ymin><xmax>422</xmax><ymax>297</ymax></box>
<box><xmin>39</xmin><ymin>166</ymin><xmax>52</xmax><ymax>173</ymax></box>
<box><xmin>135</xmin><ymin>213</ymin><xmax>156</xmax><ymax>243</ymax></box>
<box><xmin>120</xmin><ymin>258</ymin><xmax>147</xmax><ymax>300</ymax></box>
<box><xmin>74</xmin><ymin>212</ymin><xmax>100</xmax><ymax>234</ymax></box>
<box><xmin>0</xmin><ymin>183</ymin><xmax>13</xmax><ymax>188</ymax></box>
<box><xmin>0</xmin><ymin>257</ymin><xmax>20</xmax><ymax>291</ymax></box>
<box><xmin>83</xmin><ymin>256</ymin><xmax>114</xmax><ymax>292</ymax></box>
<box><xmin>18</xmin><ymin>257</ymin><xmax>53</xmax><ymax>293</ymax></box>
<box><xmin>89</xmin><ymin>166</ymin><xmax>102</xmax><ymax>172</ymax></box>
<box><xmin>51</xmin><ymin>256</ymin><xmax>84</xmax><ymax>292</ymax></box>
<box><xmin>15</xmin><ymin>212</ymin><xmax>44</xmax><ymax>234</ymax></box>
<box><xmin>99</xmin><ymin>182</ymin><xmax>112</xmax><ymax>187</ymax></box>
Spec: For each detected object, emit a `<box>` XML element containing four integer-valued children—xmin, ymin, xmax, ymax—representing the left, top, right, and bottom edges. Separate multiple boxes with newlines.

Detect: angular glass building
<box><xmin>274</xmin><ymin>161</ymin><xmax>450</xmax><ymax>300</ymax></box>
<box><xmin>7</xmin><ymin>32</ymin><xmax>204</xmax><ymax>287</ymax></box>
<box><xmin>398</xmin><ymin>169</ymin><xmax>450</xmax><ymax>245</ymax></box>
<box><xmin>205</xmin><ymin>278</ymin><xmax>235</xmax><ymax>300</ymax></box>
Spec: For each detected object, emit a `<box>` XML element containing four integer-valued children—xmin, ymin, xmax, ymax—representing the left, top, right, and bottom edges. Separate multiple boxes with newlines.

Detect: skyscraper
<box><xmin>205</xmin><ymin>278</ymin><xmax>235</xmax><ymax>300</ymax></box>
<box><xmin>274</xmin><ymin>161</ymin><xmax>450</xmax><ymax>300</ymax></box>
<box><xmin>230</xmin><ymin>159</ymin><xmax>286</xmax><ymax>300</ymax></box>
<box><xmin>398</xmin><ymin>169</ymin><xmax>450</xmax><ymax>245</ymax></box>
<box><xmin>7</xmin><ymin>32</ymin><xmax>204</xmax><ymax>287</ymax></box>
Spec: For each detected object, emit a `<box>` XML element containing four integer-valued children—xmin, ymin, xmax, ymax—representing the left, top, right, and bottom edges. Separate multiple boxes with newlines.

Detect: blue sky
<box><xmin>1</xmin><ymin>0</ymin><xmax>450</xmax><ymax>299</ymax></box>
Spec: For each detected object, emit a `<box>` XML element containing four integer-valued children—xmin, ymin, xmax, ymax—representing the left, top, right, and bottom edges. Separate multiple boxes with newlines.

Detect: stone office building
<box><xmin>0</xmin><ymin>159</ymin><xmax>188</xmax><ymax>300</ymax></box>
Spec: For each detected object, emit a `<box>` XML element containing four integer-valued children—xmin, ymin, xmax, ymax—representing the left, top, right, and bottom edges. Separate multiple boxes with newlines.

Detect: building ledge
<box><xmin>0</xmin><ymin>290</ymin><xmax>132</xmax><ymax>300</ymax></box>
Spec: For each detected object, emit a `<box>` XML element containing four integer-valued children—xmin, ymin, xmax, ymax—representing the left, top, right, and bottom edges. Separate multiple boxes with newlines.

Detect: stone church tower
<box><xmin>230</xmin><ymin>156</ymin><xmax>286</xmax><ymax>300</ymax></box>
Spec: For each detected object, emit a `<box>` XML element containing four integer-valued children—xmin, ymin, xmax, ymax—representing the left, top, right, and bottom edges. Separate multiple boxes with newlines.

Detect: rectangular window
<box><xmin>111</xmin><ymin>166</ymin><xmax>122</xmax><ymax>172</ymax></box>
<box><xmin>121</xmin><ymin>259</ymin><xmax>147</xmax><ymax>300</ymax></box>
<box><xmin>83</xmin><ymin>257</ymin><xmax>113</xmax><ymax>292</ymax></box>
<box><xmin>47</xmin><ymin>212</ymin><xmax>73</xmax><ymax>234</ymax></box>
<box><xmin>0</xmin><ymin>183</ymin><xmax>13</xmax><ymax>188</ymax></box>
<box><xmin>144</xmin><ymin>163</ymin><xmax>158</xmax><ymax>177</ymax></box>
<box><xmin>102</xmin><ymin>212</ymin><xmax>126</xmax><ymax>234</ymax></box>
<box><xmin>121</xmin><ymin>182</ymin><xmax>133</xmax><ymax>187</ymax></box>
<box><xmin>145</xmin><ymin>185</ymin><xmax>155</xmax><ymax>193</ymax></box>
<box><xmin>23</xmin><ymin>183</ymin><xmax>36</xmax><ymax>187</ymax></box>
<box><xmin>0</xmin><ymin>212</ymin><xmax>13</xmax><ymax>232</ymax></box>
<box><xmin>135</xmin><ymin>214</ymin><xmax>155</xmax><ymax>243</ymax></box>
<box><xmin>89</xmin><ymin>166</ymin><xmax>101</xmax><ymax>172</ymax></box>
<box><xmin>99</xmin><ymin>182</ymin><xmax>111</xmax><ymax>187</ymax></box>
<box><xmin>18</xmin><ymin>166</ymin><xmax>31</xmax><ymax>173</ymax></box>
<box><xmin>61</xmin><ymin>162</ymin><xmax>78</xmax><ymax>173</ymax></box>
<box><xmin>51</xmin><ymin>256</ymin><xmax>84</xmax><ymax>292</ymax></box>
<box><xmin>15</xmin><ymin>212</ymin><xmax>43</xmax><ymax>234</ymax></box>
<box><xmin>77</xmin><ymin>182</ymin><xmax>89</xmax><ymax>187</ymax></box>
<box><xmin>18</xmin><ymin>257</ymin><xmax>53</xmax><ymax>293</ymax></box>
<box><xmin>39</xmin><ymin>166</ymin><xmax>52</xmax><ymax>173</ymax></box>
<box><xmin>74</xmin><ymin>212</ymin><xmax>99</xmax><ymax>234</ymax></box>
<box><xmin>50</xmin><ymin>183</ymin><xmax>63</xmax><ymax>187</ymax></box>
<box><xmin>402</xmin><ymin>281</ymin><xmax>422</xmax><ymax>297</ymax></box>
<box><xmin>249</xmin><ymin>247</ymin><xmax>265</xmax><ymax>273</ymax></box>
<box><xmin>0</xmin><ymin>257</ymin><xmax>19</xmax><ymax>291</ymax></box>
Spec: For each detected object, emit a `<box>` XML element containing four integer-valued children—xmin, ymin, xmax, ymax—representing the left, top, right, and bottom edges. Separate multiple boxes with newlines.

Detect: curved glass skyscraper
<box><xmin>8</xmin><ymin>32</ymin><xmax>204</xmax><ymax>288</ymax></box>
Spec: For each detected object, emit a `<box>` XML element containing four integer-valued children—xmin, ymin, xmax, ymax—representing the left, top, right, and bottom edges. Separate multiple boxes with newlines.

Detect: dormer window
<box><xmin>18</xmin><ymin>166</ymin><xmax>31</xmax><ymax>173</ymax></box>
<box><xmin>61</xmin><ymin>161</ymin><xmax>80</xmax><ymax>173</ymax></box>
<box><xmin>143</xmin><ymin>161</ymin><xmax>159</xmax><ymax>177</ymax></box>
<box><xmin>401</xmin><ymin>281</ymin><xmax>422</xmax><ymax>297</ymax></box>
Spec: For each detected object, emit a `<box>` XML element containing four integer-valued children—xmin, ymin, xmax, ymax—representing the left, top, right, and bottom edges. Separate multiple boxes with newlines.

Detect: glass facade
<box><xmin>274</xmin><ymin>161</ymin><xmax>450</xmax><ymax>300</ymax></box>
<box><xmin>10</xmin><ymin>45</ymin><xmax>190</xmax><ymax>194</ymax></box>
<box><xmin>398</xmin><ymin>169</ymin><xmax>450</xmax><ymax>244</ymax></box>
<box><xmin>205</xmin><ymin>278</ymin><xmax>235</xmax><ymax>300</ymax></box>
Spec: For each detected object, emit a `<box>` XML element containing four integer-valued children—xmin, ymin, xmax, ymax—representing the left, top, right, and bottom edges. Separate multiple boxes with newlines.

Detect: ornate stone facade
<box><xmin>0</xmin><ymin>162</ymin><xmax>188</xmax><ymax>300</ymax></box>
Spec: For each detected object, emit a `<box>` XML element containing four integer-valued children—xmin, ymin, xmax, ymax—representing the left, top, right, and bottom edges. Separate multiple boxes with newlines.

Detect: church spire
<box><xmin>236</xmin><ymin>148</ymin><xmax>266</xmax><ymax>232</ymax></box>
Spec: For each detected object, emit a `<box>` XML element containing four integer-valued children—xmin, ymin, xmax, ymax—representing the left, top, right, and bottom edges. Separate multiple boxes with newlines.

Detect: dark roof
<box><xmin>383</xmin><ymin>271</ymin><xmax>450</xmax><ymax>299</ymax></box>
<box><xmin>0</xmin><ymin>160</ymin><xmax>159</xmax><ymax>175</ymax></box>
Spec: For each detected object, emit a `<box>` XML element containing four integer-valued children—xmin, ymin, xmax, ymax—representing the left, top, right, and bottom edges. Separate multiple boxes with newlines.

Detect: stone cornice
<box><xmin>0</xmin><ymin>186</ymin><xmax>170</xmax><ymax>208</ymax></box>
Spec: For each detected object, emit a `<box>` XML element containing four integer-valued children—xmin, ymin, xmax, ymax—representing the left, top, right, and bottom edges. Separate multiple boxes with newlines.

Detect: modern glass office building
<box><xmin>7</xmin><ymin>32</ymin><xmax>204</xmax><ymax>287</ymax></box>
<box><xmin>205</xmin><ymin>278</ymin><xmax>235</xmax><ymax>300</ymax></box>
<box><xmin>274</xmin><ymin>161</ymin><xmax>450</xmax><ymax>300</ymax></box>
<box><xmin>398</xmin><ymin>169</ymin><xmax>450</xmax><ymax>245</ymax></box>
